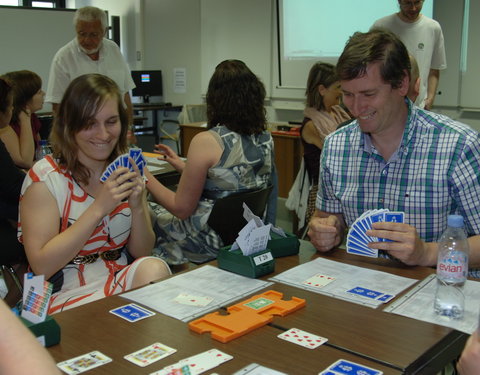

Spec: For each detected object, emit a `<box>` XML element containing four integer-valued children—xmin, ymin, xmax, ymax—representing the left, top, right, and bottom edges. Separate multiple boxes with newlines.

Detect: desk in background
<box><xmin>143</xmin><ymin>152</ymin><xmax>181</xmax><ymax>188</ymax></box>
<box><xmin>179</xmin><ymin>122</ymin><xmax>302</xmax><ymax>198</ymax></box>
<box><xmin>133</xmin><ymin>103</ymin><xmax>182</xmax><ymax>145</ymax></box>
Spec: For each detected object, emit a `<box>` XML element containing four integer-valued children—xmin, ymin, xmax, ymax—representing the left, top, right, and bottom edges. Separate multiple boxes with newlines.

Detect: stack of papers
<box><xmin>231</xmin><ymin>203</ymin><xmax>286</xmax><ymax>256</ymax></box>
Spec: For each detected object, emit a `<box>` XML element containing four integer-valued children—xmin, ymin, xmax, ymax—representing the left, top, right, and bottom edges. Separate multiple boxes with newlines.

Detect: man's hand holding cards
<box><xmin>346</xmin><ymin>209</ymin><xmax>405</xmax><ymax>258</ymax></box>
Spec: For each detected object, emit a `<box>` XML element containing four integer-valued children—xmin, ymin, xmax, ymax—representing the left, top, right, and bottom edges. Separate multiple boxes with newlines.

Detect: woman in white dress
<box><xmin>18</xmin><ymin>74</ymin><xmax>170</xmax><ymax>313</ymax></box>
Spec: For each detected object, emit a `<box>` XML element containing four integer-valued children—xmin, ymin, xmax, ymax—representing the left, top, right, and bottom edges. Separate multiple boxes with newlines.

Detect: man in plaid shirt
<box><xmin>308</xmin><ymin>29</ymin><xmax>480</xmax><ymax>271</ymax></box>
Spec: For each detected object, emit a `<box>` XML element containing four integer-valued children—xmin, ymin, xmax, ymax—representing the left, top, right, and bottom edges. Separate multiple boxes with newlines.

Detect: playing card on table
<box><xmin>124</xmin><ymin>342</ymin><xmax>176</xmax><ymax>367</ymax></box>
<box><xmin>347</xmin><ymin>286</ymin><xmax>383</xmax><ymax>299</ymax></box>
<box><xmin>150</xmin><ymin>365</ymin><xmax>192</xmax><ymax>375</ymax></box>
<box><xmin>303</xmin><ymin>273</ymin><xmax>335</xmax><ymax>288</ymax></box>
<box><xmin>109</xmin><ymin>303</ymin><xmax>155</xmax><ymax>322</ymax></box>
<box><xmin>232</xmin><ymin>363</ymin><xmax>288</xmax><ymax>375</ymax></box>
<box><xmin>57</xmin><ymin>351</ymin><xmax>112</xmax><ymax>374</ymax></box>
<box><xmin>346</xmin><ymin>286</ymin><xmax>395</xmax><ymax>304</ymax></box>
<box><xmin>173</xmin><ymin>293</ymin><xmax>213</xmax><ymax>307</ymax></box>
<box><xmin>177</xmin><ymin>349</ymin><xmax>233</xmax><ymax>374</ymax></box>
<box><xmin>152</xmin><ymin>349</ymin><xmax>233</xmax><ymax>375</ymax></box>
<box><xmin>277</xmin><ymin>328</ymin><xmax>327</xmax><ymax>349</ymax></box>
<box><xmin>319</xmin><ymin>359</ymin><xmax>383</xmax><ymax>375</ymax></box>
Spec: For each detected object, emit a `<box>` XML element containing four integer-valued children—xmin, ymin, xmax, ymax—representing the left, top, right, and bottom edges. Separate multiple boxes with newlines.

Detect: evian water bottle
<box><xmin>434</xmin><ymin>215</ymin><xmax>469</xmax><ymax>319</ymax></box>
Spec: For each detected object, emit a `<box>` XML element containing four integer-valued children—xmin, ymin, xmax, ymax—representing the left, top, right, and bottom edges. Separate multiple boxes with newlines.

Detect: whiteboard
<box><xmin>0</xmin><ymin>6</ymin><xmax>75</xmax><ymax>105</ymax></box>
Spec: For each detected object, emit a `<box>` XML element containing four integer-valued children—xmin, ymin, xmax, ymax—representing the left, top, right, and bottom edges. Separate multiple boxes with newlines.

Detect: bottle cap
<box><xmin>447</xmin><ymin>214</ymin><xmax>464</xmax><ymax>228</ymax></box>
<box><xmin>39</xmin><ymin>139</ymin><xmax>48</xmax><ymax>146</ymax></box>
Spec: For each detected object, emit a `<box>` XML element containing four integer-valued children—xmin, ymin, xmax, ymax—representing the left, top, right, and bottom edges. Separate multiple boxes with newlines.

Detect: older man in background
<box><xmin>46</xmin><ymin>6</ymin><xmax>135</xmax><ymax>129</ymax></box>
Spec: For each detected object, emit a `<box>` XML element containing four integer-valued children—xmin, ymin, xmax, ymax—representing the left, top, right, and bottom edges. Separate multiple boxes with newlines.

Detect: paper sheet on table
<box><xmin>146</xmin><ymin>164</ymin><xmax>167</xmax><ymax>174</ymax></box>
<box><xmin>144</xmin><ymin>154</ymin><xmax>186</xmax><ymax>174</ymax></box>
<box><xmin>144</xmin><ymin>156</ymin><xmax>168</xmax><ymax>166</ymax></box>
<box><xmin>121</xmin><ymin>265</ymin><xmax>272</xmax><ymax>322</ymax></box>
<box><xmin>385</xmin><ymin>274</ymin><xmax>480</xmax><ymax>334</ymax></box>
<box><xmin>143</xmin><ymin>152</ymin><xmax>187</xmax><ymax>165</ymax></box>
<box><xmin>269</xmin><ymin>257</ymin><xmax>417</xmax><ymax>308</ymax></box>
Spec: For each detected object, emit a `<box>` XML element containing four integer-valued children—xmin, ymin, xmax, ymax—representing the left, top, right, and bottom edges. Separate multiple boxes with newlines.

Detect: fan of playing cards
<box><xmin>100</xmin><ymin>148</ymin><xmax>146</xmax><ymax>182</ymax></box>
<box><xmin>346</xmin><ymin>209</ymin><xmax>405</xmax><ymax>258</ymax></box>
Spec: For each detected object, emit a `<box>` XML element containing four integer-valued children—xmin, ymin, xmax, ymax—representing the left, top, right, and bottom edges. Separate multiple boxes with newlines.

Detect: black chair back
<box><xmin>207</xmin><ymin>185</ymin><xmax>273</xmax><ymax>246</ymax></box>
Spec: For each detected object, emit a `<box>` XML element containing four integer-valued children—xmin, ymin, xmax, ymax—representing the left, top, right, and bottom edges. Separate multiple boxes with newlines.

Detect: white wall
<box><xmin>142</xmin><ymin>0</ymin><xmax>202</xmax><ymax>105</ymax></box>
<box><xmin>20</xmin><ymin>0</ymin><xmax>480</xmax><ymax>130</ymax></box>
<box><xmin>200</xmin><ymin>0</ymin><xmax>272</xmax><ymax>97</ymax></box>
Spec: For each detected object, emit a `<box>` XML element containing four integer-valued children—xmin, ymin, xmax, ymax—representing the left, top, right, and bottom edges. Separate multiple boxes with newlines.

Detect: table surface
<box><xmin>46</xmin><ymin>242</ymin><xmax>467</xmax><ymax>375</ymax></box>
<box><xmin>264</xmin><ymin>243</ymin><xmax>467</xmax><ymax>374</ymax></box>
<box><xmin>47</xmin><ymin>294</ymin><xmax>401</xmax><ymax>374</ymax></box>
<box><xmin>144</xmin><ymin>152</ymin><xmax>181</xmax><ymax>188</ymax></box>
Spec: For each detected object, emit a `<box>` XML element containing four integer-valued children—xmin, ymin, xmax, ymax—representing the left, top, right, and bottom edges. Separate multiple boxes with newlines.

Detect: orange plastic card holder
<box><xmin>188</xmin><ymin>290</ymin><xmax>306</xmax><ymax>343</ymax></box>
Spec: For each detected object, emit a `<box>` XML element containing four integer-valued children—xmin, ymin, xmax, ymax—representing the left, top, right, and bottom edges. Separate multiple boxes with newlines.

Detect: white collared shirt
<box><xmin>46</xmin><ymin>38</ymin><xmax>135</xmax><ymax>104</ymax></box>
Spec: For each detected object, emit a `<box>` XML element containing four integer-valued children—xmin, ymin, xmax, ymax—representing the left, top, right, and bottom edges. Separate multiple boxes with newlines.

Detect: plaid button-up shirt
<box><xmin>317</xmin><ymin>100</ymin><xmax>480</xmax><ymax>246</ymax></box>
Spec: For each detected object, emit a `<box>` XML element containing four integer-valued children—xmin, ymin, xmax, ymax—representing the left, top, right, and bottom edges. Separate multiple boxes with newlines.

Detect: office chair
<box><xmin>0</xmin><ymin>226</ymin><xmax>26</xmax><ymax>306</ymax></box>
<box><xmin>37</xmin><ymin>114</ymin><xmax>53</xmax><ymax>140</ymax></box>
<box><xmin>158</xmin><ymin>119</ymin><xmax>181</xmax><ymax>154</ymax></box>
<box><xmin>177</xmin><ymin>104</ymin><xmax>207</xmax><ymax>124</ymax></box>
<box><xmin>207</xmin><ymin>184</ymin><xmax>273</xmax><ymax>246</ymax></box>
<box><xmin>1</xmin><ymin>265</ymin><xmax>23</xmax><ymax>294</ymax></box>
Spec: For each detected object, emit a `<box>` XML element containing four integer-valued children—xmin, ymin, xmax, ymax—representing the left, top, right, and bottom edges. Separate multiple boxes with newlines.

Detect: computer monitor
<box><xmin>131</xmin><ymin>70</ymin><xmax>163</xmax><ymax>103</ymax></box>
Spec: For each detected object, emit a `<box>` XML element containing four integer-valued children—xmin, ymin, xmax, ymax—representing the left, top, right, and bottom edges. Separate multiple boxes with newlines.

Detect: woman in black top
<box><xmin>0</xmin><ymin>78</ymin><xmax>26</xmax><ymax>266</ymax></box>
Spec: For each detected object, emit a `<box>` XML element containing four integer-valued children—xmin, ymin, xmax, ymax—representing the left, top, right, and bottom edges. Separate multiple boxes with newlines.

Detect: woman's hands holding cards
<box><xmin>154</xmin><ymin>143</ymin><xmax>185</xmax><ymax>172</ymax></box>
<box><xmin>126</xmin><ymin>158</ymin><xmax>147</xmax><ymax>210</ymax></box>
<box><xmin>367</xmin><ymin>222</ymin><xmax>437</xmax><ymax>266</ymax></box>
<box><xmin>97</xmin><ymin>166</ymin><xmax>142</xmax><ymax>213</ymax></box>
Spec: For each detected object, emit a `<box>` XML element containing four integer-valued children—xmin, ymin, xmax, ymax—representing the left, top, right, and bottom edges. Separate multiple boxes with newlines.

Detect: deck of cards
<box><xmin>100</xmin><ymin>147</ymin><xmax>146</xmax><ymax>182</ymax></box>
<box><xmin>346</xmin><ymin>209</ymin><xmax>405</xmax><ymax>258</ymax></box>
